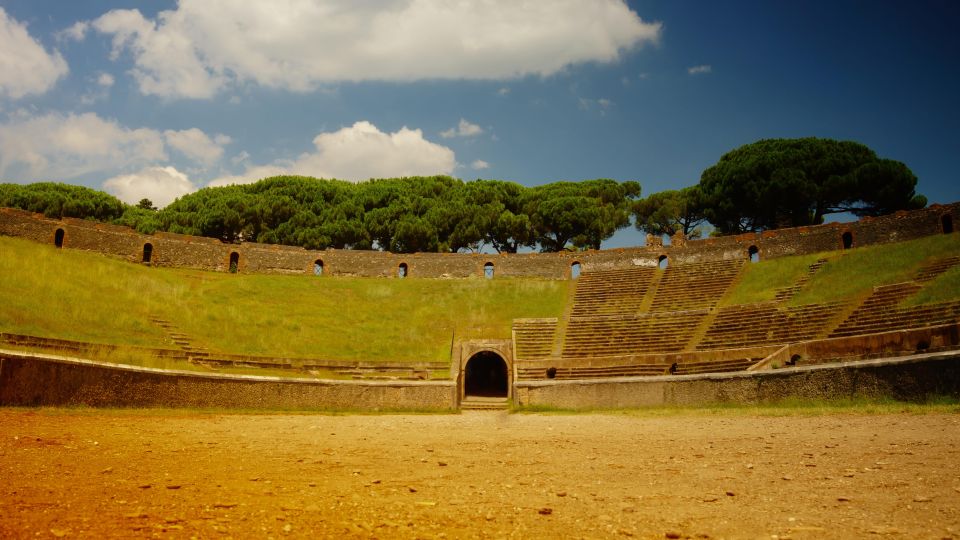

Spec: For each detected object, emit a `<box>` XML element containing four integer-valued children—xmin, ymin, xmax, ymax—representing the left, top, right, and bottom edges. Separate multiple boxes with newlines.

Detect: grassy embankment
<box><xmin>722</xmin><ymin>232</ymin><xmax>960</xmax><ymax>307</ymax></box>
<box><xmin>0</xmin><ymin>236</ymin><xmax>568</xmax><ymax>367</ymax></box>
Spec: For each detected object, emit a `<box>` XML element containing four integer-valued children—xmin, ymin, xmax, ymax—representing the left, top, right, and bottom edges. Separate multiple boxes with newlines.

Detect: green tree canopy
<box><xmin>699</xmin><ymin>138</ymin><xmax>926</xmax><ymax>234</ymax></box>
<box><xmin>633</xmin><ymin>186</ymin><xmax>706</xmax><ymax>239</ymax></box>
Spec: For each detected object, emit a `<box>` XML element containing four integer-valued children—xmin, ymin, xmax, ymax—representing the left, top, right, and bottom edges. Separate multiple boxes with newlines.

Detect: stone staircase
<box><xmin>460</xmin><ymin>396</ymin><xmax>510</xmax><ymax>411</ymax></box>
<box><xmin>774</xmin><ymin>257</ymin><xmax>830</xmax><ymax>302</ymax></box>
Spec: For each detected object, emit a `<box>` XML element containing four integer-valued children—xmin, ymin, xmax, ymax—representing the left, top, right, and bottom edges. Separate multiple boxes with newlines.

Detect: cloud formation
<box><xmin>687</xmin><ymin>64</ymin><xmax>712</xmax><ymax>75</ymax></box>
<box><xmin>164</xmin><ymin>128</ymin><xmax>231</xmax><ymax>166</ymax></box>
<box><xmin>0</xmin><ymin>8</ymin><xmax>69</xmax><ymax>99</ymax></box>
<box><xmin>0</xmin><ymin>111</ymin><xmax>166</xmax><ymax>180</ymax></box>
<box><xmin>86</xmin><ymin>0</ymin><xmax>661</xmax><ymax>99</ymax></box>
<box><xmin>210</xmin><ymin>121</ymin><xmax>455</xmax><ymax>186</ymax></box>
<box><xmin>440</xmin><ymin>119</ymin><xmax>484</xmax><ymax>139</ymax></box>
<box><xmin>103</xmin><ymin>166</ymin><xmax>197</xmax><ymax>208</ymax></box>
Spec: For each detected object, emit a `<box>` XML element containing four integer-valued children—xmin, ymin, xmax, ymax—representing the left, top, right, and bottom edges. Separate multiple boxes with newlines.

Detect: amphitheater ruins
<box><xmin>1</xmin><ymin>203</ymin><xmax>959</xmax><ymax>411</ymax></box>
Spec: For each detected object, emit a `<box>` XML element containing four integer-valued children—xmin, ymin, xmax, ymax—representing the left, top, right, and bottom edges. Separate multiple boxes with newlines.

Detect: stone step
<box><xmin>460</xmin><ymin>397</ymin><xmax>510</xmax><ymax>410</ymax></box>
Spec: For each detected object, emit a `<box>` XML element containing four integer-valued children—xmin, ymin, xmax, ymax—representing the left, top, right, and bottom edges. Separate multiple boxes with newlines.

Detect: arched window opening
<box><xmin>142</xmin><ymin>243</ymin><xmax>153</xmax><ymax>264</ymax></box>
<box><xmin>483</xmin><ymin>262</ymin><xmax>494</xmax><ymax>279</ymax></box>
<box><xmin>668</xmin><ymin>362</ymin><xmax>678</xmax><ymax>374</ymax></box>
<box><xmin>658</xmin><ymin>255</ymin><xmax>668</xmax><ymax>271</ymax></box>
<box><xmin>748</xmin><ymin>245</ymin><xmax>760</xmax><ymax>263</ymax></box>
<box><xmin>546</xmin><ymin>367</ymin><xmax>557</xmax><ymax>379</ymax></box>
<box><xmin>229</xmin><ymin>252</ymin><xmax>240</xmax><ymax>274</ymax></box>
<box><xmin>314</xmin><ymin>259</ymin><xmax>324</xmax><ymax>276</ymax></box>
<box><xmin>841</xmin><ymin>231</ymin><xmax>854</xmax><ymax>250</ymax></box>
<box><xmin>464</xmin><ymin>351</ymin><xmax>508</xmax><ymax>398</ymax></box>
<box><xmin>398</xmin><ymin>262</ymin><xmax>408</xmax><ymax>278</ymax></box>
<box><xmin>54</xmin><ymin>228</ymin><xmax>64</xmax><ymax>248</ymax></box>
<box><xmin>942</xmin><ymin>214</ymin><xmax>954</xmax><ymax>234</ymax></box>
<box><xmin>788</xmin><ymin>354</ymin><xmax>802</xmax><ymax>366</ymax></box>
<box><xmin>570</xmin><ymin>261</ymin><xmax>582</xmax><ymax>280</ymax></box>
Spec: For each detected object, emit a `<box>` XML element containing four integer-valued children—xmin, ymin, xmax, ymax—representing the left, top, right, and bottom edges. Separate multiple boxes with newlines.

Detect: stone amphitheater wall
<box><xmin>0</xmin><ymin>202</ymin><xmax>957</xmax><ymax>278</ymax></box>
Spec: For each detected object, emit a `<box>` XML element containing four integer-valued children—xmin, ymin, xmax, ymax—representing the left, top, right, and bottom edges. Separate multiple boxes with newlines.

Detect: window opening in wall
<box><xmin>943</xmin><ymin>214</ymin><xmax>954</xmax><ymax>234</ymax></box>
<box><xmin>658</xmin><ymin>255</ymin><xmax>668</xmax><ymax>270</ymax></box>
<box><xmin>464</xmin><ymin>351</ymin><xmax>508</xmax><ymax>398</ymax></box>
<box><xmin>570</xmin><ymin>261</ymin><xmax>582</xmax><ymax>279</ymax></box>
<box><xmin>314</xmin><ymin>259</ymin><xmax>324</xmax><ymax>276</ymax></box>
<box><xmin>748</xmin><ymin>245</ymin><xmax>760</xmax><ymax>263</ymax></box>
<box><xmin>841</xmin><ymin>231</ymin><xmax>853</xmax><ymax>250</ymax></box>
<box><xmin>229</xmin><ymin>252</ymin><xmax>240</xmax><ymax>273</ymax></box>
<box><xmin>398</xmin><ymin>262</ymin><xmax>408</xmax><ymax>278</ymax></box>
<box><xmin>546</xmin><ymin>367</ymin><xmax>557</xmax><ymax>379</ymax></box>
<box><xmin>142</xmin><ymin>243</ymin><xmax>153</xmax><ymax>264</ymax></box>
<box><xmin>483</xmin><ymin>262</ymin><xmax>494</xmax><ymax>279</ymax></box>
<box><xmin>54</xmin><ymin>228</ymin><xmax>64</xmax><ymax>248</ymax></box>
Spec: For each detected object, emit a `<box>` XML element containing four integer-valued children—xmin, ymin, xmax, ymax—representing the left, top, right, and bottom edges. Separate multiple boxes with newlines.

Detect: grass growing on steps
<box><xmin>0</xmin><ymin>236</ymin><xmax>568</xmax><ymax>363</ymax></box>
<box><xmin>721</xmin><ymin>251</ymin><xmax>833</xmax><ymax>306</ymax></box>
<box><xmin>790</xmin><ymin>233</ymin><xmax>960</xmax><ymax>306</ymax></box>
<box><xmin>903</xmin><ymin>265</ymin><xmax>960</xmax><ymax>307</ymax></box>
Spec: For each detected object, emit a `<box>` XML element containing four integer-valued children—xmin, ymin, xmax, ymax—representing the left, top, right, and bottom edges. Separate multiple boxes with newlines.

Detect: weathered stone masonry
<box><xmin>0</xmin><ymin>203</ymin><xmax>957</xmax><ymax>278</ymax></box>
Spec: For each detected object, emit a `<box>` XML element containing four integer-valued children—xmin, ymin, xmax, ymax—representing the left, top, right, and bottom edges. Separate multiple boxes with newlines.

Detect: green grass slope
<box><xmin>0</xmin><ymin>236</ymin><xmax>568</xmax><ymax>363</ymax></box>
<box><xmin>724</xmin><ymin>233</ymin><xmax>960</xmax><ymax>307</ymax></box>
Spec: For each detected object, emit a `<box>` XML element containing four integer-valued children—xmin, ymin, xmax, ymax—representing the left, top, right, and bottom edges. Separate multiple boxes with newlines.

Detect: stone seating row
<box><xmin>512</xmin><ymin>318</ymin><xmax>558</xmax><ymax>360</ymax></box>
<box><xmin>649</xmin><ymin>259</ymin><xmax>745</xmax><ymax>312</ymax></box>
<box><xmin>697</xmin><ymin>301</ymin><xmax>845</xmax><ymax>350</ymax></box>
<box><xmin>562</xmin><ymin>311</ymin><xmax>706</xmax><ymax>357</ymax></box>
<box><xmin>569</xmin><ymin>267</ymin><xmax>656</xmax><ymax>317</ymax></box>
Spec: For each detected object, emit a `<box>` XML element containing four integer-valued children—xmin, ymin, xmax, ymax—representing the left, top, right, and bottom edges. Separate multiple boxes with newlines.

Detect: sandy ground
<box><xmin>0</xmin><ymin>409</ymin><xmax>958</xmax><ymax>540</ymax></box>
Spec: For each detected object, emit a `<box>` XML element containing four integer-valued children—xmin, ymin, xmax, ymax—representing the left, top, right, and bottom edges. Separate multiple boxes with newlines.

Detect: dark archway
<box><xmin>54</xmin><ymin>228</ymin><xmax>64</xmax><ymax>248</ymax></box>
<box><xmin>229</xmin><ymin>252</ymin><xmax>240</xmax><ymax>273</ymax></box>
<box><xmin>398</xmin><ymin>262</ymin><xmax>408</xmax><ymax>278</ymax></box>
<box><xmin>748</xmin><ymin>245</ymin><xmax>759</xmax><ymax>263</ymax></box>
<box><xmin>943</xmin><ymin>214</ymin><xmax>954</xmax><ymax>234</ymax></box>
<box><xmin>484</xmin><ymin>262</ymin><xmax>494</xmax><ymax>279</ymax></box>
<box><xmin>314</xmin><ymin>259</ymin><xmax>324</xmax><ymax>276</ymax></box>
<box><xmin>658</xmin><ymin>255</ymin><xmax>668</xmax><ymax>270</ymax></box>
<box><xmin>570</xmin><ymin>261</ymin><xmax>581</xmax><ymax>279</ymax></box>
<box><xmin>841</xmin><ymin>231</ymin><xmax>854</xmax><ymax>250</ymax></box>
<box><xmin>464</xmin><ymin>351</ymin><xmax>509</xmax><ymax>398</ymax></box>
<box><xmin>142</xmin><ymin>243</ymin><xmax>153</xmax><ymax>264</ymax></box>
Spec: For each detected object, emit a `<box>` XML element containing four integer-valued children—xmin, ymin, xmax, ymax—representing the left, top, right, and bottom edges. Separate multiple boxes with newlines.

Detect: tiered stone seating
<box><xmin>562</xmin><ymin>310</ymin><xmax>707</xmax><ymax>357</ymax></box>
<box><xmin>696</xmin><ymin>301</ymin><xmax>845</xmax><ymax>350</ymax></box>
<box><xmin>774</xmin><ymin>258</ymin><xmax>830</xmax><ymax>302</ymax></box>
<box><xmin>914</xmin><ymin>255</ymin><xmax>960</xmax><ymax>282</ymax></box>
<box><xmin>516</xmin><ymin>363</ymin><xmax>667</xmax><ymax>380</ymax></box>
<box><xmin>649</xmin><ymin>259</ymin><xmax>744</xmax><ymax>312</ymax></box>
<box><xmin>512</xmin><ymin>318</ymin><xmax>558</xmax><ymax>360</ymax></box>
<box><xmin>829</xmin><ymin>283</ymin><xmax>960</xmax><ymax>337</ymax></box>
<box><xmin>672</xmin><ymin>357</ymin><xmax>762</xmax><ymax>375</ymax></box>
<box><xmin>569</xmin><ymin>267</ymin><xmax>655</xmax><ymax>317</ymax></box>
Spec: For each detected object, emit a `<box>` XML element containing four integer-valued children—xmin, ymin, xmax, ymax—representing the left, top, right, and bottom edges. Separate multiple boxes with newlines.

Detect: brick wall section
<box><xmin>1</xmin><ymin>202</ymin><xmax>957</xmax><ymax>278</ymax></box>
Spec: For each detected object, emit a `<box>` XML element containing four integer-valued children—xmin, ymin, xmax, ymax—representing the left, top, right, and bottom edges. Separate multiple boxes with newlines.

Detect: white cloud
<box><xmin>97</xmin><ymin>72</ymin><xmax>115</xmax><ymax>87</ymax></box>
<box><xmin>88</xmin><ymin>0</ymin><xmax>661</xmax><ymax>99</ymax></box>
<box><xmin>164</xmin><ymin>128</ymin><xmax>230</xmax><ymax>166</ymax></box>
<box><xmin>497</xmin><ymin>87</ymin><xmax>511</xmax><ymax>97</ymax></box>
<box><xmin>0</xmin><ymin>111</ymin><xmax>167</xmax><ymax>180</ymax></box>
<box><xmin>210</xmin><ymin>121</ymin><xmax>455</xmax><ymax>186</ymax></box>
<box><xmin>0</xmin><ymin>8</ymin><xmax>69</xmax><ymax>99</ymax></box>
<box><xmin>103</xmin><ymin>166</ymin><xmax>197</xmax><ymax>208</ymax></box>
<box><xmin>440</xmin><ymin>119</ymin><xmax>484</xmax><ymax>139</ymax></box>
<box><xmin>687</xmin><ymin>64</ymin><xmax>712</xmax><ymax>75</ymax></box>
<box><xmin>60</xmin><ymin>21</ymin><xmax>89</xmax><ymax>41</ymax></box>
<box><xmin>471</xmin><ymin>159</ymin><xmax>490</xmax><ymax>170</ymax></box>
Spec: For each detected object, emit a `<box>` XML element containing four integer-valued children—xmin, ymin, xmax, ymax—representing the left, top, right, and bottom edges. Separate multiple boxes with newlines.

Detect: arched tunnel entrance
<box><xmin>464</xmin><ymin>351</ymin><xmax>509</xmax><ymax>398</ymax></box>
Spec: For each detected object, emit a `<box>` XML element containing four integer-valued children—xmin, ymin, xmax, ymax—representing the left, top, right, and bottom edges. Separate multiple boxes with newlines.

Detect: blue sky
<box><xmin>0</xmin><ymin>0</ymin><xmax>957</xmax><ymax>248</ymax></box>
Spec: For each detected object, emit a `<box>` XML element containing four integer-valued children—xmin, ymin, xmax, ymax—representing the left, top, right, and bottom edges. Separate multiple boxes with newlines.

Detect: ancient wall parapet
<box><xmin>0</xmin><ymin>202</ymin><xmax>956</xmax><ymax>279</ymax></box>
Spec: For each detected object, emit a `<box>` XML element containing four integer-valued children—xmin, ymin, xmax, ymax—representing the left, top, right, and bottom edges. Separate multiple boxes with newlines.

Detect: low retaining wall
<box><xmin>514</xmin><ymin>352</ymin><xmax>960</xmax><ymax>408</ymax></box>
<box><xmin>0</xmin><ymin>351</ymin><xmax>457</xmax><ymax>411</ymax></box>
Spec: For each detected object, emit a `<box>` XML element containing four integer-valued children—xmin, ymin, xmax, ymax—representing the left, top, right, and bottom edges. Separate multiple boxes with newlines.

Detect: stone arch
<box><xmin>570</xmin><ymin>261</ymin><xmax>582</xmax><ymax>279</ymax></box>
<box><xmin>841</xmin><ymin>231</ymin><xmax>854</xmax><ymax>250</ymax></box>
<box><xmin>314</xmin><ymin>259</ymin><xmax>324</xmax><ymax>276</ymax></box>
<box><xmin>398</xmin><ymin>262</ymin><xmax>408</xmax><ymax>278</ymax></box>
<box><xmin>463</xmin><ymin>351</ymin><xmax>509</xmax><ymax>398</ymax></box>
<box><xmin>748</xmin><ymin>245</ymin><xmax>760</xmax><ymax>263</ymax></box>
<box><xmin>229</xmin><ymin>252</ymin><xmax>240</xmax><ymax>273</ymax></box>
<box><xmin>142</xmin><ymin>243</ymin><xmax>153</xmax><ymax>264</ymax></box>
<box><xmin>658</xmin><ymin>254</ymin><xmax>668</xmax><ymax>270</ymax></box>
<box><xmin>54</xmin><ymin>228</ymin><xmax>65</xmax><ymax>248</ymax></box>
<box><xmin>942</xmin><ymin>214</ymin><xmax>954</xmax><ymax>234</ymax></box>
<box><xmin>483</xmin><ymin>261</ymin><xmax>494</xmax><ymax>279</ymax></box>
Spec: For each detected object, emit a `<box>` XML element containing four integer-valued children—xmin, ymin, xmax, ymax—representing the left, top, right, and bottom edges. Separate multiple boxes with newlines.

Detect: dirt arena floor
<box><xmin>1</xmin><ymin>409</ymin><xmax>958</xmax><ymax>539</ymax></box>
